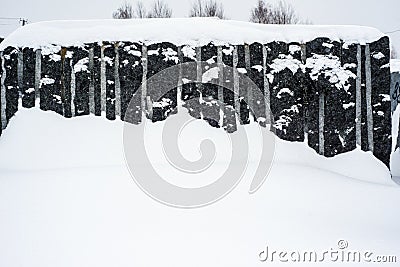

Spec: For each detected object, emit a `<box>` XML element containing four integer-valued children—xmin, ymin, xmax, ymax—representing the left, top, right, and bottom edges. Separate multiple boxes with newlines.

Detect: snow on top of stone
<box><xmin>391</xmin><ymin>59</ymin><xmax>400</xmax><ymax>73</ymax></box>
<box><xmin>0</xmin><ymin>17</ymin><xmax>386</xmax><ymax>50</ymax></box>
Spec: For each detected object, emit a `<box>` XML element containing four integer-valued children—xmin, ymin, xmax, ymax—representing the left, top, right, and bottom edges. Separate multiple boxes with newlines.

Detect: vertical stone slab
<box><xmin>201</xmin><ymin>42</ymin><xmax>220</xmax><ymax>128</ymax></box>
<box><xmin>221</xmin><ymin>44</ymin><xmax>237</xmax><ymax>133</ymax></box>
<box><xmin>305</xmin><ymin>38</ymin><xmax>354</xmax><ymax>156</ymax></box>
<box><xmin>355</xmin><ymin>44</ymin><xmax>362</xmax><ymax>147</ymax></box>
<box><xmin>233</xmin><ymin>45</ymin><xmax>240</xmax><ymax>121</ymax></box>
<box><xmin>100</xmin><ymin>44</ymin><xmax>107</xmax><ymax>114</ymax></box>
<box><xmin>141</xmin><ymin>44</ymin><xmax>148</xmax><ymax>121</ymax></box>
<box><xmin>268</xmin><ymin>41</ymin><xmax>304</xmax><ymax>142</ymax></box>
<box><xmin>61</xmin><ymin>47</ymin><xmax>72</xmax><ymax>118</ymax></box>
<box><xmin>177</xmin><ymin>46</ymin><xmax>183</xmax><ymax>113</ymax></box>
<box><xmin>147</xmin><ymin>42</ymin><xmax>179</xmax><ymax>122</ymax></box>
<box><xmin>365</xmin><ymin>44</ymin><xmax>374</xmax><ymax>152</ymax></box>
<box><xmin>217</xmin><ymin>46</ymin><xmax>224</xmax><ymax>116</ymax></box>
<box><xmin>71</xmin><ymin>46</ymin><xmax>90</xmax><ymax>116</ymax></box>
<box><xmin>118</xmin><ymin>42</ymin><xmax>143</xmax><ymax>124</ymax></box>
<box><xmin>244</xmin><ymin>43</ymin><xmax>253</xmax><ymax>122</ymax></box>
<box><xmin>114</xmin><ymin>43</ymin><xmax>121</xmax><ymax>118</ymax></box>
<box><xmin>179</xmin><ymin>45</ymin><xmax>201</xmax><ymax>120</ymax></box>
<box><xmin>369</xmin><ymin>37</ymin><xmax>391</xmax><ymax>167</ymax></box>
<box><xmin>249</xmin><ymin>42</ymin><xmax>266</xmax><ymax>125</ymax></box>
<box><xmin>4</xmin><ymin>47</ymin><xmax>20</xmax><ymax>120</ymax></box>
<box><xmin>41</xmin><ymin>46</ymin><xmax>63</xmax><ymax>115</ymax></box>
<box><xmin>360</xmin><ymin>45</ymin><xmax>369</xmax><ymax>152</ymax></box>
<box><xmin>35</xmin><ymin>49</ymin><xmax>41</xmax><ymax>100</ymax></box>
<box><xmin>319</xmin><ymin>90</ymin><xmax>325</xmax><ymax>155</ymax></box>
<box><xmin>92</xmin><ymin>43</ymin><xmax>102</xmax><ymax>116</ymax></box>
<box><xmin>88</xmin><ymin>47</ymin><xmax>95</xmax><ymax>115</ymax></box>
<box><xmin>339</xmin><ymin>42</ymin><xmax>358</xmax><ymax>155</ymax></box>
<box><xmin>320</xmin><ymin>40</ymin><xmax>355</xmax><ymax>157</ymax></box>
<box><xmin>103</xmin><ymin>42</ymin><xmax>116</xmax><ymax>120</ymax></box>
<box><xmin>22</xmin><ymin>47</ymin><xmax>35</xmax><ymax>108</ymax></box>
<box><xmin>236</xmin><ymin>44</ymin><xmax>249</xmax><ymax>125</ymax></box>
<box><xmin>300</xmin><ymin>44</ymin><xmax>308</xmax><ymax>141</ymax></box>
<box><xmin>0</xmin><ymin>52</ymin><xmax>5</xmax><ymax>132</ymax></box>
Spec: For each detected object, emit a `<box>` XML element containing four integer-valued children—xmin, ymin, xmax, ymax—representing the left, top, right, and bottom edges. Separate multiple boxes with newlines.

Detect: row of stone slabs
<box><xmin>0</xmin><ymin>37</ymin><xmax>392</xmax><ymax>167</ymax></box>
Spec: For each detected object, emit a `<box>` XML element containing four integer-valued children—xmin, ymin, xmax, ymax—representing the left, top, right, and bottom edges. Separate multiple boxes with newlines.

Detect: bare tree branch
<box><xmin>250</xmin><ymin>0</ymin><xmax>304</xmax><ymax>25</ymax></box>
<box><xmin>148</xmin><ymin>0</ymin><xmax>172</xmax><ymax>18</ymax></box>
<box><xmin>113</xmin><ymin>1</ymin><xmax>134</xmax><ymax>19</ymax></box>
<box><xmin>189</xmin><ymin>0</ymin><xmax>225</xmax><ymax>19</ymax></box>
<box><xmin>135</xmin><ymin>1</ymin><xmax>147</xmax><ymax>18</ymax></box>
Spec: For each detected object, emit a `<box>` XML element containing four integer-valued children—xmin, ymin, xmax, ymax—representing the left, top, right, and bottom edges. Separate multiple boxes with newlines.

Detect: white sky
<box><xmin>1</xmin><ymin>0</ymin><xmax>399</xmax><ymax>56</ymax></box>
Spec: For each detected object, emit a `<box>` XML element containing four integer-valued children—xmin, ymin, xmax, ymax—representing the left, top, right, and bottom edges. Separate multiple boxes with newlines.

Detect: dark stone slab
<box><xmin>306</xmin><ymin>38</ymin><xmax>341</xmax><ymax>58</ymax></box>
<box><xmin>369</xmin><ymin>37</ymin><xmax>391</xmax><ymax>167</ymax></box>
<box><xmin>181</xmin><ymin>45</ymin><xmax>202</xmax><ymax>120</ymax></box>
<box><xmin>221</xmin><ymin>44</ymin><xmax>237</xmax><ymax>133</ymax></box>
<box><xmin>118</xmin><ymin>42</ymin><xmax>143</xmax><ymax>124</ymax></box>
<box><xmin>147</xmin><ymin>42</ymin><xmax>179</xmax><ymax>122</ymax></box>
<box><xmin>61</xmin><ymin>48</ymin><xmax>72</xmax><ymax>118</ymax></box>
<box><xmin>201</xmin><ymin>42</ymin><xmax>220</xmax><ymax>128</ymax></box>
<box><xmin>41</xmin><ymin>46</ymin><xmax>63</xmax><ymax>115</ymax></box>
<box><xmin>322</xmin><ymin>42</ymin><xmax>356</xmax><ymax>157</ymax></box>
<box><xmin>103</xmin><ymin>42</ymin><xmax>116</xmax><ymax>120</ymax></box>
<box><xmin>236</xmin><ymin>44</ymin><xmax>249</xmax><ymax>125</ymax></box>
<box><xmin>0</xmin><ymin>54</ymin><xmax>3</xmax><ymax>135</ymax></box>
<box><xmin>71</xmin><ymin>46</ymin><xmax>90</xmax><ymax>116</ymax></box>
<box><xmin>267</xmin><ymin>41</ymin><xmax>304</xmax><ymax>142</ymax></box>
<box><xmin>249</xmin><ymin>42</ymin><xmax>266</xmax><ymax>124</ymax></box>
<box><xmin>22</xmin><ymin>47</ymin><xmax>35</xmax><ymax>108</ymax></box>
<box><xmin>3</xmin><ymin>47</ymin><xmax>19</xmax><ymax>121</ymax></box>
<box><xmin>92</xmin><ymin>43</ymin><xmax>102</xmax><ymax>116</ymax></box>
<box><xmin>360</xmin><ymin>45</ymin><xmax>369</xmax><ymax>152</ymax></box>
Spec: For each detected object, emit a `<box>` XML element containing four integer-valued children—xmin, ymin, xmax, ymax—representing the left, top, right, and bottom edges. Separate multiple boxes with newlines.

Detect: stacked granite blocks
<box><xmin>0</xmin><ymin>37</ymin><xmax>393</xmax><ymax>168</ymax></box>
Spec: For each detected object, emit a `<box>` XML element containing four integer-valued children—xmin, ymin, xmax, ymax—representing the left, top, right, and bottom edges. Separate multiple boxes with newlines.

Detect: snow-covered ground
<box><xmin>0</xmin><ymin>107</ymin><xmax>399</xmax><ymax>266</ymax></box>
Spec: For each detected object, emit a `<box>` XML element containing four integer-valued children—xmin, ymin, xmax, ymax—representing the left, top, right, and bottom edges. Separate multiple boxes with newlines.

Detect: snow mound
<box><xmin>0</xmin><ymin>107</ymin><xmax>394</xmax><ymax>186</ymax></box>
<box><xmin>0</xmin><ymin>18</ymin><xmax>386</xmax><ymax>50</ymax></box>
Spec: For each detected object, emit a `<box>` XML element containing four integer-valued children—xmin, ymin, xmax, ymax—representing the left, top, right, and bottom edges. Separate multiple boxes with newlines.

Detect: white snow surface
<box><xmin>0</xmin><ymin>107</ymin><xmax>399</xmax><ymax>267</ymax></box>
<box><xmin>0</xmin><ymin>18</ymin><xmax>386</xmax><ymax>50</ymax></box>
<box><xmin>391</xmin><ymin>59</ymin><xmax>400</xmax><ymax>73</ymax></box>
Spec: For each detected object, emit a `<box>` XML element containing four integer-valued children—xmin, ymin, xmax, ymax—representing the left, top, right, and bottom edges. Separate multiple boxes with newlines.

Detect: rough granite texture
<box><xmin>369</xmin><ymin>37</ymin><xmax>391</xmax><ymax>167</ymax></box>
<box><xmin>147</xmin><ymin>42</ymin><xmax>178</xmax><ymax>122</ymax></box>
<box><xmin>22</xmin><ymin>47</ymin><xmax>35</xmax><ymax>108</ymax></box>
<box><xmin>71</xmin><ymin>46</ymin><xmax>90</xmax><ymax>117</ymax></box>
<box><xmin>3</xmin><ymin>47</ymin><xmax>19</xmax><ymax>121</ymax></box>
<box><xmin>118</xmin><ymin>42</ymin><xmax>143</xmax><ymax>124</ymax></box>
